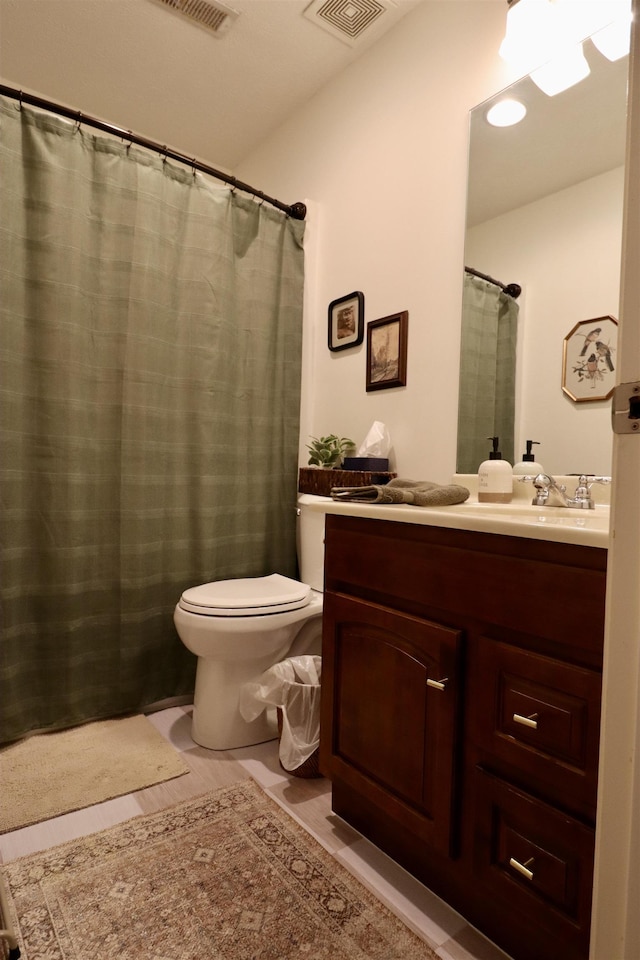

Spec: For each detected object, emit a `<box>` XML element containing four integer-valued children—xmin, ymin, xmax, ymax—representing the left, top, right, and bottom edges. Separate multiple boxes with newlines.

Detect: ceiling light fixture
<box><xmin>591</xmin><ymin>4</ymin><xmax>633</xmax><ymax>61</ymax></box>
<box><xmin>499</xmin><ymin>0</ymin><xmax>557</xmax><ymax>75</ymax></box>
<box><xmin>500</xmin><ymin>0</ymin><xmax>631</xmax><ymax>96</ymax></box>
<box><xmin>530</xmin><ymin>43</ymin><xmax>591</xmax><ymax>96</ymax></box>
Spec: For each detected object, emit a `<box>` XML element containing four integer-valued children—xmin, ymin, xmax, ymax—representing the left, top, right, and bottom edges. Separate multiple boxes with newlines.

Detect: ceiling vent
<box><xmin>154</xmin><ymin>0</ymin><xmax>239</xmax><ymax>37</ymax></box>
<box><xmin>304</xmin><ymin>0</ymin><xmax>395</xmax><ymax>47</ymax></box>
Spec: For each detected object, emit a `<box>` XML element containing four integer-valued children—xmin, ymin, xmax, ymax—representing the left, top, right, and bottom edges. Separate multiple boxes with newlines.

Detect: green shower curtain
<box><xmin>456</xmin><ymin>271</ymin><xmax>518</xmax><ymax>473</ymax></box>
<box><xmin>0</xmin><ymin>98</ymin><xmax>305</xmax><ymax>744</ymax></box>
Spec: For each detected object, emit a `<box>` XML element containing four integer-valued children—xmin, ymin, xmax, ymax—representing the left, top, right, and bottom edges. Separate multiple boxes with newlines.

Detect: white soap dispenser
<box><xmin>513</xmin><ymin>440</ymin><xmax>544</xmax><ymax>476</ymax></box>
<box><xmin>478</xmin><ymin>436</ymin><xmax>513</xmax><ymax>503</ymax></box>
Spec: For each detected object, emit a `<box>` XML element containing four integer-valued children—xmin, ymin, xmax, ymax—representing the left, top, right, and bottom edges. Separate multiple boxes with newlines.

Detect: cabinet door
<box><xmin>321</xmin><ymin>591</ymin><xmax>461</xmax><ymax>855</ymax></box>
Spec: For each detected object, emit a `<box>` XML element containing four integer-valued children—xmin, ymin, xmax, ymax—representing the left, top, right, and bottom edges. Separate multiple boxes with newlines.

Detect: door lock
<box><xmin>612</xmin><ymin>382</ymin><xmax>640</xmax><ymax>434</ymax></box>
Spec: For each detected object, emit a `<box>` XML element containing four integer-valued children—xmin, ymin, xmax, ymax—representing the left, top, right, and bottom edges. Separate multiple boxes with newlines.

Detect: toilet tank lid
<box><xmin>180</xmin><ymin>573</ymin><xmax>311</xmax><ymax>612</ymax></box>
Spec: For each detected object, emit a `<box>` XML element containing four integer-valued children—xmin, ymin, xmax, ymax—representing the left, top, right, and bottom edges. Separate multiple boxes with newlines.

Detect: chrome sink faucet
<box><xmin>520</xmin><ymin>474</ymin><xmax>611</xmax><ymax>509</ymax></box>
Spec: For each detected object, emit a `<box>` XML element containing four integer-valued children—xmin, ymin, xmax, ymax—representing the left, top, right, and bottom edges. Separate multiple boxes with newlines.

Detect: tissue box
<box><xmin>342</xmin><ymin>457</ymin><xmax>389</xmax><ymax>471</ymax></box>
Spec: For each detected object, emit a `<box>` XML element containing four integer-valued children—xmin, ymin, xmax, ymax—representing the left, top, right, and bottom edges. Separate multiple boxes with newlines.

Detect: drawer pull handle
<box><xmin>427</xmin><ymin>677</ymin><xmax>448</xmax><ymax>691</ymax></box>
<box><xmin>513</xmin><ymin>712</ymin><xmax>538</xmax><ymax>729</ymax></box>
<box><xmin>509</xmin><ymin>856</ymin><xmax>535</xmax><ymax>881</ymax></box>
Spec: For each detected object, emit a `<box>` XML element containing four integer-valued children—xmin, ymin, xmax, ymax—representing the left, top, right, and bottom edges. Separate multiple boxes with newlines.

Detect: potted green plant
<box><xmin>306</xmin><ymin>435</ymin><xmax>355</xmax><ymax>469</ymax></box>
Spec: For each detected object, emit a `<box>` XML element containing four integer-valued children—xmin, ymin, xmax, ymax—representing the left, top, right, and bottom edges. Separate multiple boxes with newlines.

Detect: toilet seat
<box><xmin>178</xmin><ymin>573</ymin><xmax>311</xmax><ymax>617</ymax></box>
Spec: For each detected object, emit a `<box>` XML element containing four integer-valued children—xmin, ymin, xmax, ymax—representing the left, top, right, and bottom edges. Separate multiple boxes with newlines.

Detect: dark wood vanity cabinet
<box><xmin>320</xmin><ymin>514</ymin><xmax>607</xmax><ymax>960</ymax></box>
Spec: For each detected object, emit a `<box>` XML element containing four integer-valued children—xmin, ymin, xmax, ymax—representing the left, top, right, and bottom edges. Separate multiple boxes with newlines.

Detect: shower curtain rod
<box><xmin>465</xmin><ymin>265</ymin><xmax>521</xmax><ymax>300</ymax></box>
<box><xmin>0</xmin><ymin>84</ymin><xmax>307</xmax><ymax>221</ymax></box>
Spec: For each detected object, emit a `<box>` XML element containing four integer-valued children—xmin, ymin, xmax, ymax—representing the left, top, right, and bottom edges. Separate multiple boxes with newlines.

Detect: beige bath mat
<box><xmin>0</xmin><ymin>714</ymin><xmax>189</xmax><ymax>833</ymax></box>
<box><xmin>1</xmin><ymin>780</ymin><xmax>438</xmax><ymax>959</ymax></box>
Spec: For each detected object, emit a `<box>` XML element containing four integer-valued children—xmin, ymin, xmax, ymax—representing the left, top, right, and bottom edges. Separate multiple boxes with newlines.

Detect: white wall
<box><xmin>237</xmin><ymin>0</ymin><xmax>515</xmax><ymax>483</ymax></box>
<box><xmin>466</xmin><ymin>166</ymin><xmax>624</xmax><ymax>477</ymax></box>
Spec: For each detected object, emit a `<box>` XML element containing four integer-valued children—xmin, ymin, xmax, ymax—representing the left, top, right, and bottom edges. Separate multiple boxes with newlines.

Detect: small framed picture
<box><xmin>366</xmin><ymin>311</ymin><xmax>408</xmax><ymax>391</ymax></box>
<box><xmin>328</xmin><ymin>291</ymin><xmax>364</xmax><ymax>351</ymax></box>
<box><xmin>562</xmin><ymin>315</ymin><xmax>618</xmax><ymax>402</ymax></box>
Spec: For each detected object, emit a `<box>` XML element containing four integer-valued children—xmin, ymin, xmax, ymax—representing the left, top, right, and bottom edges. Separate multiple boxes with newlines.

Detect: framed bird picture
<box><xmin>562</xmin><ymin>315</ymin><xmax>618</xmax><ymax>402</ymax></box>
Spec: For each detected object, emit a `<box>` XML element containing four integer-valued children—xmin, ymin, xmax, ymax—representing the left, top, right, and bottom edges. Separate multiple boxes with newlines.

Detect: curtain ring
<box><xmin>18</xmin><ymin>90</ymin><xmax>23</xmax><ymax>111</ymax></box>
<box><xmin>74</xmin><ymin>111</ymin><xmax>83</xmax><ymax>134</ymax></box>
<box><xmin>191</xmin><ymin>157</ymin><xmax>197</xmax><ymax>179</ymax></box>
<box><xmin>161</xmin><ymin>145</ymin><xmax>168</xmax><ymax>164</ymax></box>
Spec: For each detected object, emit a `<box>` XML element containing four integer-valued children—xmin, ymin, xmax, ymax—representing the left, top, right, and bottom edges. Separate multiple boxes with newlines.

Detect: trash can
<box><xmin>239</xmin><ymin>655</ymin><xmax>322</xmax><ymax>778</ymax></box>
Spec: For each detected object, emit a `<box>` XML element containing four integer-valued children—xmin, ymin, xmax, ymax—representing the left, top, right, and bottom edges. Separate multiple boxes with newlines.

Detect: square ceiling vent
<box><xmin>304</xmin><ymin>0</ymin><xmax>396</xmax><ymax>47</ymax></box>
<box><xmin>155</xmin><ymin>0</ymin><xmax>239</xmax><ymax>37</ymax></box>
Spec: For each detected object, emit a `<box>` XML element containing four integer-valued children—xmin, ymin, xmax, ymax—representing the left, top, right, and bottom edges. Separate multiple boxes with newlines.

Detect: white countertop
<box><xmin>299</xmin><ymin>482</ymin><xmax>610</xmax><ymax>550</ymax></box>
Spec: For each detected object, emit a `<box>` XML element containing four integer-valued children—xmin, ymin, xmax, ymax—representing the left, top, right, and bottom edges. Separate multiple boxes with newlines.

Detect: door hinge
<box><xmin>612</xmin><ymin>382</ymin><xmax>640</xmax><ymax>434</ymax></box>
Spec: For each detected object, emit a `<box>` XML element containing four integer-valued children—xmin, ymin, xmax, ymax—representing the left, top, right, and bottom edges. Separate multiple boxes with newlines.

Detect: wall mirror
<box><xmin>457</xmin><ymin>37</ymin><xmax>629</xmax><ymax>477</ymax></box>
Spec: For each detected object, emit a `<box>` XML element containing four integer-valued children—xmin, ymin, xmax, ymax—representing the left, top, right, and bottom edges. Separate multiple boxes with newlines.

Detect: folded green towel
<box><xmin>330</xmin><ymin>477</ymin><xmax>470</xmax><ymax>507</ymax></box>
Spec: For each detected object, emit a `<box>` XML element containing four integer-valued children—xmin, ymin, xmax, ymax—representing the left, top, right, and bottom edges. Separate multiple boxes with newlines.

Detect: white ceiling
<box><xmin>0</xmin><ymin>0</ymin><xmax>420</xmax><ymax>171</ymax></box>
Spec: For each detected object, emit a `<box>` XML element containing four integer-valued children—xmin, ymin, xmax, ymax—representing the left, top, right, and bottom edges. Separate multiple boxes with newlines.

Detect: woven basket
<box><xmin>276</xmin><ymin>709</ymin><xmax>321</xmax><ymax>779</ymax></box>
<box><xmin>298</xmin><ymin>467</ymin><xmax>397</xmax><ymax>499</ymax></box>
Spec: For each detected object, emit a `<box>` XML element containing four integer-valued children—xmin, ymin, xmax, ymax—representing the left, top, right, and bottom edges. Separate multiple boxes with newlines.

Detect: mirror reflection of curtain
<box><xmin>456</xmin><ymin>272</ymin><xmax>518</xmax><ymax>473</ymax></box>
<box><xmin>0</xmin><ymin>98</ymin><xmax>305</xmax><ymax>744</ymax></box>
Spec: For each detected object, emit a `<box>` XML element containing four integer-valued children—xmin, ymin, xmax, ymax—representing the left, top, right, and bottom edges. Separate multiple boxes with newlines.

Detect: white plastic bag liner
<box><xmin>239</xmin><ymin>656</ymin><xmax>321</xmax><ymax>771</ymax></box>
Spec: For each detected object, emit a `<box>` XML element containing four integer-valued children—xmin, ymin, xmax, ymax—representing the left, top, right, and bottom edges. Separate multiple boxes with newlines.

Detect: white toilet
<box><xmin>174</xmin><ymin>494</ymin><xmax>330</xmax><ymax>750</ymax></box>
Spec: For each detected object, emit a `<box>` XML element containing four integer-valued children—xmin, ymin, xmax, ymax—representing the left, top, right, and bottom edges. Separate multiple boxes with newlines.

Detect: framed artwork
<box><xmin>366</xmin><ymin>311</ymin><xmax>408</xmax><ymax>391</ymax></box>
<box><xmin>328</xmin><ymin>291</ymin><xmax>364</xmax><ymax>351</ymax></box>
<box><xmin>562</xmin><ymin>315</ymin><xmax>618</xmax><ymax>402</ymax></box>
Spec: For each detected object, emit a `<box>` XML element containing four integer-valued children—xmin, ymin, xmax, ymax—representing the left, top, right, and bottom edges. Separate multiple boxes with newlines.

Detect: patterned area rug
<box><xmin>0</xmin><ymin>714</ymin><xmax>189</xmax><ymax>833</ymax></box>
<box><xmin>1</xmin><ymin>780</ymin><xmax>438</xmax><ymax>960</ymax></box>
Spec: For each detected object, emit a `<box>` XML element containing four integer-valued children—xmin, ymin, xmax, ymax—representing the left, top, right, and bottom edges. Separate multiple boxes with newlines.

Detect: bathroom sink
<box><xmin>457</xmin><ymin>500</ymin><xmax>609</xmax><ymax>519</ymax></box>
<box><xmin>432</xmin><ymin>499</ymin><xmax>610</xmax><ymax>548</ymax></box>
<box><xmin>318</xmin><ymin>493</ymin><xmax>610</xmax><ymax>548</ymax></box>
<box><xmin>451</xmin><ymin>500</ymin><xmax>610</xmax><ymax>532</ymax></box>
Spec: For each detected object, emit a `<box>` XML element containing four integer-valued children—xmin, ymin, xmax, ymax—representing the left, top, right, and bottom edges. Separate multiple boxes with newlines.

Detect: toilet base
<box><xmin>191</xmin><ymin>649</ymin><xmax>288</xmax><ymax>750</ymax></box>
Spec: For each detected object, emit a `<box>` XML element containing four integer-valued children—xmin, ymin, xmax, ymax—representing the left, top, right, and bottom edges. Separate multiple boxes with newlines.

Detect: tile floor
<box><xmin>0</xmin><ymin>705</ymin><xmax>512</xmax><ymax>960</ymax></box>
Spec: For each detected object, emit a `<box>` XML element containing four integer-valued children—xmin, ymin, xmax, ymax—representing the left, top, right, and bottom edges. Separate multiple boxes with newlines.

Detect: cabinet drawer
<box><xmin>473</xmin><ymin>637</ymin><xmax>601</xmax><ymax>818</ymax></box>
<box><xmin>473</xmin><ymin>768</ymin><xmax>594</xmax><ymax>960</ymax></box>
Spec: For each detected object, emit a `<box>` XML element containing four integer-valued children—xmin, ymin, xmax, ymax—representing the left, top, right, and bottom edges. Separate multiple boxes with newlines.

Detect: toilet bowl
<box><xmin>173</xmin><ymin>494</ymin><xmax>330</xmax><ymax>750</ymax></box>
